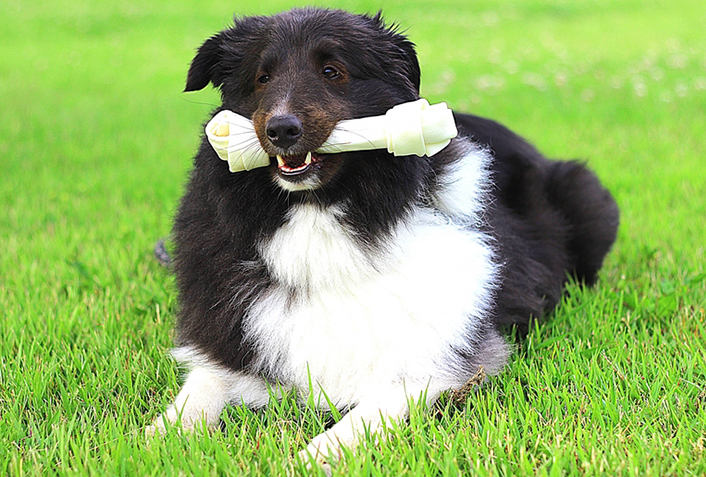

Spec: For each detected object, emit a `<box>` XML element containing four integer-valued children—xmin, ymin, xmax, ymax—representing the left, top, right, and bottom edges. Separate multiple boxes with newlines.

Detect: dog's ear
<box><xmin>393</xmin><ymin>35</ymin><xmax>421</xmax><ymax>92</ymax></box>
<box><xmin>185</xmin><ymin>17</ymin><xmax>269</xmax><ymax>94</ymax></box>
<box><xmin>185</xmin><ymin>32</ymin><xmax>226</xmax><ymax>92</ymax></box>
<box><xmin>369</xmin><ymin>11</ymin><xmax>421</xmax><ymax>93</ymax></box>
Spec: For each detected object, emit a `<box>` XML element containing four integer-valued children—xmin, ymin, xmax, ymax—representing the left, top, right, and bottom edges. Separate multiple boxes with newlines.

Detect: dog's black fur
<box><xmin>457</xmin><ymin>113</ymin><xmax>619</xmax><ymax>329</ymax></box>
<box><xmin>173</xmin><ymin>9</ymin><xmax>618</xmax><ymax>371</ymax></box>
<box><xmin>156</xmin><ymin>9</ymin><xmax>618</xmax><ymax>453</ymax></box>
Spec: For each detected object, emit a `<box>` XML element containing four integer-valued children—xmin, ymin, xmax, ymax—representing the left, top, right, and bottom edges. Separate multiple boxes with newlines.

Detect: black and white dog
<box><xmin>148</xmin><ymin>8</ymin><xmax>619</xmax><ymax>460</ymax></box>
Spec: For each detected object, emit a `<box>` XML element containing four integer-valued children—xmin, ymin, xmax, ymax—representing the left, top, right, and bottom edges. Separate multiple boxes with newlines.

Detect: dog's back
<box><xmin>456</xmin><ymin>113</ymin><xmax>619</xmax><ymax>329</ymax></box>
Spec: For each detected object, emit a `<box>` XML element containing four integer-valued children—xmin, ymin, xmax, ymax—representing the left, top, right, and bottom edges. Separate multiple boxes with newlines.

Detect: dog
<box><xmin>148</xmin><ymin>7</ymin><xmax>619</xmax><ymax>462</ymax></box>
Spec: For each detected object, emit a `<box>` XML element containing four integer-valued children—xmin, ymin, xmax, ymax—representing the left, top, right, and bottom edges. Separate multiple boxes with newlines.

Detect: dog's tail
<box><xmin>545</xmin><ymin>161</ymin><xmax>619</xmax><ymax>285</ymax></box>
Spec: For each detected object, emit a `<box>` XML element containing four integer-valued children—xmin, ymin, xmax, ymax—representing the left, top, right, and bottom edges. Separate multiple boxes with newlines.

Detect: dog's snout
<box><xmin>266</xmin><ymin>115</ymin><xmax>303</xmax><ymax>149</ymax></box>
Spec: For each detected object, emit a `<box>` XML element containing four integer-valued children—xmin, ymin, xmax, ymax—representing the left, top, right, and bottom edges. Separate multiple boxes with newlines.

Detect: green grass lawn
<box><xmin>1</xmin><ymin>0</ymin><xmax>705</xmax><ymax>474</ymax></box>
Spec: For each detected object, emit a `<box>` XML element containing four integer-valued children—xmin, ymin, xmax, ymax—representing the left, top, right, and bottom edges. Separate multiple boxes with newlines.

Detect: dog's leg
<box><xmin>146</xmin><ymin>366</ymin><xmax>271</xmax><ymax>435</ymax></box>
<box><xmin>299</xmin><ymin>382</ymin><xmax>440</xmax><ymax>463</ymax></box>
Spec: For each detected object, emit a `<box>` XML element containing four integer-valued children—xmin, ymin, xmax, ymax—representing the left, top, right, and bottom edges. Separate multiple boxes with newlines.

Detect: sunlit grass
<box><xmin>1</xmin><ymin>0</ymin><xmax>705</xmax><ymax>475</ymax></box>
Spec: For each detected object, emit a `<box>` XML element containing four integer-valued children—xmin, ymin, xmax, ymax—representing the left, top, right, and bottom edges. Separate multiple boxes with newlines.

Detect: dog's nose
<box><xmin>266</xmin><ymin>115</ymin><xmax>303</xmax><ymax>149</ymax></box>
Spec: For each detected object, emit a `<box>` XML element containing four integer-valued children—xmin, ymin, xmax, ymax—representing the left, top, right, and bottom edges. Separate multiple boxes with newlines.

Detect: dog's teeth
<box><xmin>304</xmin><ymin>152</ymin><xmax>312</xmax><ymax>165</ymax></box>
<box><xmin>277</xmin><ymin>155</ymin><xmax>285</xmax><ymax>167</ymax></box>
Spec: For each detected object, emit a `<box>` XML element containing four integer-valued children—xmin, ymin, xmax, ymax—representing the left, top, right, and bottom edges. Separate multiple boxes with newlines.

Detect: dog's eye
<box><xmin>257</xmin><ymin>74</ymin><xmax>271</xmax><ymax>85</ymax></box>
<box><xmin>322</xmin><ymin>66</ymin><xmax>341</xmax><ymax>80</ymax></box>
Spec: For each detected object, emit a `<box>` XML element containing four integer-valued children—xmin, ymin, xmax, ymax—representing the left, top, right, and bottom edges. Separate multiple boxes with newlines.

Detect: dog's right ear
<box><xmin>184</xmin><ymin>32</ymin><xmax>226</xmax><ymax>92</ymax></box>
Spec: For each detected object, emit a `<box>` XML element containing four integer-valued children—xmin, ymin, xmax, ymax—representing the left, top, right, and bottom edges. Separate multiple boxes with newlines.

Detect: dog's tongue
<box><xmin>277</xmin><ymin>152</ymin><xmax>313</xmax><ymax>174</ymax></box>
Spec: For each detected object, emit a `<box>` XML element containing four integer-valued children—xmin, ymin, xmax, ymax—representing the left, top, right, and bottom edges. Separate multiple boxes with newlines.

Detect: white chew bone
<box><xmin>205</xmin><ymin>99</ymin><xmax>458</xmax><ymax>173</ymax></box>
<box><xmin>205</xmin><ymin>111</ymin><xmax>270</xmax><ymax>172</ymax></box>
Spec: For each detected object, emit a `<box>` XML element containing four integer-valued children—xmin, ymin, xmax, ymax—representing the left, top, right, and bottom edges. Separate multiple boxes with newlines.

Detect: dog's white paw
<box><xmin>144</xmin><ymin>413</ymin><xmax>180</xmax><ymax>438</ymax></box>
<box><xmin>144</xmin><ymin>422</ymin><xmax>161</xmax><ymax>438</ymax></box>
<box><xmin>297</xmin><ymin>425</ymin><xmax>360</xmax><ymax>469</ymax></box>
<box><xmin>144</xmin><ymin>412</ymin><xmax>179</xmax><ymax>438</ymax></box>
<box><xmin>299</xmin><ymin>435</ymin><xmax>340</xmax><ymax>464</ymax></box>
<box><xmin>144</xmin><ymin>407</ymin><xmax>210</xmax><ymax>439</ymax></box>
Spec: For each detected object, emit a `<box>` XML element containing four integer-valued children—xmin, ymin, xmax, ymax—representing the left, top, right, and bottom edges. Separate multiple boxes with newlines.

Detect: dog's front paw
<box><xmin>299</xmin><ymin>435</ymin><xmax>340</xmax><ymax>464</ymax></box>
<box><xmin>144</xmin><ymin>406</ymin><xmax>209</xmax><ymax>438</ymax></box>
<box><xmin>145</xmin><ymin>410</ymin><xmax>180</xmax><ymax>438</ymax></box>
<box><xmin>298</xmin><ymin>449</ymin><xmax>333</xmax><ymax>476</ymax></box>
<box><xmin>144</xmin><ymin>422</ymin><xmax>161</xmax><ymax>438</ymax></box>
<box><xmin>298</xmin><ymin>426</ymin><xmax>359</xmax><ymax>468</ymax></box>
<box><xmin>145</xmin><ymin>413</ymin><xmax>174</xmax><ymax>438</ymax></box>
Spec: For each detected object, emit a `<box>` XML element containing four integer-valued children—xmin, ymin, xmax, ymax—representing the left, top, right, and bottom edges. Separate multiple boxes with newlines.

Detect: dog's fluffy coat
<box><xmin>149</xmin><ymin>8</ymin><xmax>619</xmax><ymax>459</ymax></box>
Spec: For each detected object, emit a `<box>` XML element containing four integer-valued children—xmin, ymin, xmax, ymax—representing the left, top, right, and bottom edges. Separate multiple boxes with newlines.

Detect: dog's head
<box><xmin>185</xmin><ymin>8</ymin><xmax>421</xmax><ymax>191</ymax></box>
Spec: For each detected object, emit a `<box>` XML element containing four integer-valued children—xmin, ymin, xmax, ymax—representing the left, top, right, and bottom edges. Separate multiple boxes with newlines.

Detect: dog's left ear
<box><xmin>185</xmin><ymin>32</ymin><xmax>226</xmax><ymax>92</ymax></box>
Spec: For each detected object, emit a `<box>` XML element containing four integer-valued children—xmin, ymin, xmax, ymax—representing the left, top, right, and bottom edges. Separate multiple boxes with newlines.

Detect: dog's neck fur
<box><xmin>260</xmin><ymin>138</ymin><xmax>491</xmax><ymax>294</ymax></box>
<box><xmin>243</xmin><ymin>144</ymin><xmax>500</xmax><ymax>403</ymax></box>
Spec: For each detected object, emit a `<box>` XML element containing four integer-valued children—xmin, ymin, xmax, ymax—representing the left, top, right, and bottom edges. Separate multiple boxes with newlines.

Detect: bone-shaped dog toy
<box><xmin>205</xmin><ymin>99</ymin><xmax>458</xmax><ymax>173</ymax></box>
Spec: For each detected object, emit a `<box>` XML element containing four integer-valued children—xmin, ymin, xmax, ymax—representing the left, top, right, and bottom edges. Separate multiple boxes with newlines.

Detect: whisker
<box><xmin>321</xmin><ymin>127</ymin><xmax>379</xmax><ymax>151</ymax></box>
<box><xmin>180</xmin><ymin>97</ymin><xmax>220</xmax><ymax>108</ymax></box>
<box><xmin>317</xmin><ymin>144</ymin><xmax>346</xmax><ymax>154</ymax></box>
<box><xmin>225</xmin><ymin>138</ymin><xmax>262</xmax><ymax>153</ymax></box>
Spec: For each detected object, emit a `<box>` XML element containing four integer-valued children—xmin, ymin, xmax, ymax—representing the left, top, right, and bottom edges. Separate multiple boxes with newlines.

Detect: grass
<box><xmin>1</xmin><ymin>0</ymin><xmax>705</xmax><ymax>475</ymax></box>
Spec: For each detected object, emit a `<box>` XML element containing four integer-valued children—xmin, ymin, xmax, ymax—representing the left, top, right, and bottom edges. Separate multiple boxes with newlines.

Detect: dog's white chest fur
<box><xmin>153</xmin><ymin>145</ymin><xmax>506</xmax><ymax>460</ymax></box>
<box><xmin>249</xmin><ymin>183</ymin><xmax>497</xmax><ymax>406</ymax></box>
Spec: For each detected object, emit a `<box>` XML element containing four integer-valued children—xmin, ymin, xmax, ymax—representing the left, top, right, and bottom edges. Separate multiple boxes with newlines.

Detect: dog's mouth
<box><xmin>272</xmin><ymin>149</ymin><xmax>345</xmax><ymax>192</ymax></box>
<box><xmin>276</xmin><ymin>152</ymin><xmax>322</xmax><ymax>176</ymax></box>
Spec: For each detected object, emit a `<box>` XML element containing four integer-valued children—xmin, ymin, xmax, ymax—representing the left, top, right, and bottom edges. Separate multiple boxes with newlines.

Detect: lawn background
<box><xmin>1</xmin><ymin>0</ymin><xmax>705</xmax><ymax>475</ymax></box>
